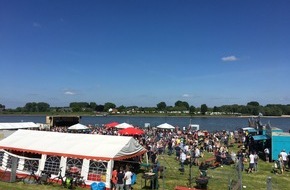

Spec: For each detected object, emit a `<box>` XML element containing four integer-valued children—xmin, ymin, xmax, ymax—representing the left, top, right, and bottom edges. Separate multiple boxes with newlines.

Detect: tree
<box><xmin>238</xmin><ymin>105</ymin><xmax>250</xmax><ymax>114</ymax></box>
<box><xmin>249</xmin><ymin>106</ymin><xmax>260</xmax><ymax>115</ymax></box>
<box><xmin>37</xmin><ymin>102</ymin><xmax>50</xmax><ymax>112</ymax></box>
<box><xmin>157</xmin><ymin>102</ymin><xmax>167</xmax><ymax>110</ymax></box>
<box><xmin>247</xmin><ymin>101</ymin><xmax>260</xmax><ymax>107</ymax></box>
<box><xmin>189</xmin><ymin>106</ymin><xmax>196</xmax><ymax>115</ymax></box>
<box><xmin>77</xmin><ymin>102</ymin><xmax>90</xmax><ymax>108</ymax></box>
<box><xmin>22</xmin><ymin>102</ymin><xmax>50</xmax><ymax>112</ymax></box>
<box><xmin>95</xmin><ymin>105</ymin><xmax>104</xmax><ymax>112</ymax></box>
<box><xmin>200</xmin><ymin>104</ymin><xmax>208</xmax><ymax>115</ymax></box>
<box><xmin>174</xmin><ymin>101</ymin><xmax>189</xmax><ymax>110</ymax></box>
<box><xmin>24</xmin><ymin>102</ymin><xmax>37</xmax><ymax>112</ymax></box>
<box><xmin>15</xmin><ymin>107</ymin><xmax>22</xmax><ymax>112</ymax></box>
<box><xmin>117</xmin><ymin>105</ymin><xmax>126</xmax><ymax>113</ymax></box>
<box><xmin>104</xmin><ymin>102</ymin><xmax>116</xmax><ymax>112</ymax></box>
<box><xmin>69</xmin><ymin>102</ymin><xmax>90</xmax><ymax>112</ymax></box>
<box><xmin>175</xmin><ymin>101</ymin><xmax>183</xmax><ymax>107</ymax></box>
<box><xmin>0</xmin><ymin>104</ymin><xmax>5</xmax><ymax>111</ymax></box>
<box><xmin>182</xmin><ymin>101</ymin><xmax>190</xmax><ymax>110</ymax></box>
<box><xmin>72</xmin><ymin>106</ymin><xmax>82</xmax><ymax>112</ymax></box>
<box><xmin>213</xmin><ymin>106</ymin><xmax>219</xmax><ymax>112</ymax></box>
<box><xmin>89</xmin><ymin>102</ymin><xmax>97</xmax><ymax>110</ymax></box>
<box><xmin>263</xmin><ymin>105</ymin><xmax>283</xmax><ymax>116</ymax></box>
<box><xmin>70</xmin><ymin>102</ymin><xmax>82</xmax><ymax>112</ymax></box>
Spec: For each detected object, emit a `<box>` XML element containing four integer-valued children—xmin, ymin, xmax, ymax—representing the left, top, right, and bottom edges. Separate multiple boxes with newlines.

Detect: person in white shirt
<box><xmin>194</xmin><ymin>146</ymin><xmax>201</xmax><ymax>166</ymax></box>
<box><xmin>248</xmin><ymin>152</ymin><xmax>255</xmax><ymax>173</ymax></box>
<box><xmin>264</xmin><ymin>147</ymin><xmax>270</xmax><ymax>162</ymax></box>
<box><xmin>180</xmin><ymin>150</ymin><xmax>187</xmax><ymax>170</ymax></box>
<box><xmin>280</xmin><ymin>149</ymin><xmax>288</xmax><ymax>172</ymax></box>
<box><xmin>124</xmin><ymin>166</ymin><xmax>133</xmax><ymax>190</ymax></box>
<box><xmin>183</xmin><ymin>144</ymin><xmax>189</xmax><ymax>154</ymax></box>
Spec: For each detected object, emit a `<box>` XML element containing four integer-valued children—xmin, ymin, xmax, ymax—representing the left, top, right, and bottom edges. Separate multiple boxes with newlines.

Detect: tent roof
<box><xmin>0</xmin><ymin>130</ymin><xmax>146</xmax><ymax>161</ymax></box>
<box><xmin>115</xmin><ymin>122</ymin><xmax>134</xmax><ymax>129</ymax></box>
<box><xmin>68</xmin><ymin>123</ymin><xmax>88</xmax><ymax>130</ymax></box>
<box><xmin>0</xmin><ymin>122</ymin><xmax>39</xmax><ymax>130</ymax></box>
<box><xmin>105</xmin><ymin>122</ymin><xmax>119</xmax><ymax>129</ymax></box>
<box><xmin>118</xmin><ymin>128</ymin><xmax>144</xmax><ymax>136</ymax></box>
<box><xmin>156</xmin><ymin>123</ymin><xmax>175</xmax><ymax>129</ymax></box>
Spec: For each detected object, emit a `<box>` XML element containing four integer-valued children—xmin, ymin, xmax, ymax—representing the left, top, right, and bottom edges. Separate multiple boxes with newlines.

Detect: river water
<box><xmin>1</xmin><ymin>115</ymin><xmax>290</xmax><ymax>132</ymax></box>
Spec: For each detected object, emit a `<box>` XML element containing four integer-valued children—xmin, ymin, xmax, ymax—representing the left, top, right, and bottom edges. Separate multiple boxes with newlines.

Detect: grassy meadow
<box><xmin>1</xmin><ymin>143</ymin><xmax>290</xmax><ymax>190</ymax></box>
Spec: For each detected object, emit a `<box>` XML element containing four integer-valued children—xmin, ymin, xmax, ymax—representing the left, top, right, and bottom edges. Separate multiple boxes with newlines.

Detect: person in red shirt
<box><xmin>111</xmin><ymin>167</ymin><xmax>118</xmax><ymax>190</ymax></box>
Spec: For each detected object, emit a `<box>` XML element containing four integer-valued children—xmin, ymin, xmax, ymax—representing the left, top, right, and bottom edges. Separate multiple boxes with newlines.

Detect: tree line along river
<box><xmin>1</xmin><ymin>115</ymin><xmax>290</xmax><ymax>132</ymax></box>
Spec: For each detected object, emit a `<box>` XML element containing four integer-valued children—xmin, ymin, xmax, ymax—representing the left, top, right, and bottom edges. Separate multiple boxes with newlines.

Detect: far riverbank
<box><xmin>1</xmin><ymin>112</ymin><xmax>290</xmax><ymax>118</ymax></box>
<box><xmin>1</xmin><ymin>115</ymin><xmax>290</xmax><ymax>132</ymax></box>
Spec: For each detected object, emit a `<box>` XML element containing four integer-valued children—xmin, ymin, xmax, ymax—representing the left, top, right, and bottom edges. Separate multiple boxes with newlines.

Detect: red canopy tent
<box><xmin>118</xmin><ymin>128</ymin><xmax>144</xmax><ymax>136</ymax></box>
<box><xmin>105</xmin><ymin>122</ymin><xmax>119</xmax><ymax>129</ymax></box>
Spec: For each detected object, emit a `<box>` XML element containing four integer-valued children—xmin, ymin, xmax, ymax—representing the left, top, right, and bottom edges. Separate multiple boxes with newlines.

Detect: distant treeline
<box><xmin>0</xmin><ymin>101</ymin><xmax>290</xmax><ymax>116</ymax></box>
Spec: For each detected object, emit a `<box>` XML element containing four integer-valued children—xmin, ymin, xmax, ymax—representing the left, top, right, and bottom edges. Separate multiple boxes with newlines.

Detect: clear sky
<box><xmin>1</xmin><ymin>0</ymin><xmax>290</xmax><ymax>109</ymax></box>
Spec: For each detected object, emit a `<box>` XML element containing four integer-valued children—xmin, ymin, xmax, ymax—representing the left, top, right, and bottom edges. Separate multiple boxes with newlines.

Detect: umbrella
<box><xmin>115</xmin><ymin>122</ymin><xmax>134</xmax><ymax>129</ymax></box>
<box><xmin>156</xmin><ymin>123</ymin><xmax>175</xmax><ymax>129</ymax></box>
<box><xmin>118</xmin><ymin>128</ymin><xmax>144</xmax><ymax>136</ymax></box>
<box><xmin>68</xmin><ymin>123</ymin><xmax>88</xmax><ymax>130</ymax></box>
<box><xmin>105</xmin><ymin>122</ymin><xmax>119</xmax><ymax>129</ymax></box>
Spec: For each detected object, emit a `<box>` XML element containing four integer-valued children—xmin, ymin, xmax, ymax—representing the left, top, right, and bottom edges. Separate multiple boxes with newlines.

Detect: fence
<box><xmin>228</xmin><ymin>159</ymin><xmax>242</xmax><ymax>190</ymax></box>
<box><xmin>0</xmin><ymin>150</ymin><xmax>40</xmax><ymax>182</ymax></box>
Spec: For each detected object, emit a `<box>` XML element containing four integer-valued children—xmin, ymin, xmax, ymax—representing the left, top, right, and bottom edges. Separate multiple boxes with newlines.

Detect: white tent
<box><xmin>0</xmin><ymin>130</ymin><xmax>147</xmax><ymax>189</ymax></box>
<box><xmin>0</xmin><ymin>129</ymin><xmax>146</xmax><ymax>160</ymax></box>
<box><xmin>0</xmin><ymin>122</ymin><xmax>39</xmax><ymax>130</ymax></box>
<box><xmin>156</xmin><ymin>122</ymin><xmax>175</xmax><ymax>129</ymax></box>
<box><xmin>68</xmin><ymin>123</ymin><xmax>88</xmax><ymax>130</ymax></box>
<box><xmin>115</xmin><ymin>122</ymin><xmax>134</xmax><ymax>129</ymax></box>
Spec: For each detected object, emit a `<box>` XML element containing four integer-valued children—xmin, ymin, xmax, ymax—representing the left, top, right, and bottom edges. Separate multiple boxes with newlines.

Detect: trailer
<box><xmin>271</xmin><ymin>131</ymin><xmax>290</xmax><ymax>161</ymax></box>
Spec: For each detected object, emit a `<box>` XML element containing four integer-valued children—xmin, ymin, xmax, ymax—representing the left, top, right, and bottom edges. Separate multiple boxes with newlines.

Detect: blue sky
<box><xmin>1</xmin><ymin>0</ymin><xmax>290</xmax><ymax>109</ymax></box>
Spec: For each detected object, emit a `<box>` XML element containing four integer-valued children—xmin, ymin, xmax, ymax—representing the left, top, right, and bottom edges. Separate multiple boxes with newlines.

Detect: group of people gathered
<box><xmin>111</xmin><ymin>165</ymin><xmax>136</xmax><ymax>190</ymax></box>
<box><xmin>39</xmin><ymin>123</ymin><xmax>290</xmax><ymax>187</ymax></box>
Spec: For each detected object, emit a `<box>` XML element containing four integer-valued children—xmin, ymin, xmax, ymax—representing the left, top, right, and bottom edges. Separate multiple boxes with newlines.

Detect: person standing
<box><xmin>278</xmin><ymin>154</ymin><xmax>284</xmax><ymax>174</ymax></box>
<box><xmin>194</xmin><ymin>146</ymin><xmax>201</xmax><ymax>166</ymax></box>
<box><xmin>167</xmin><ymin>139</ymin><xmax>173</xmax><ymax>155</ymax></box>
<box><xmin>116</xmin><ymin>167</ymin><xmax>125</xmax><ymax>190</ymax></box>
<box><xmin>280</xmin><ymin>149</ymin><xmax>288</xmax><ymax>173</ymax></box>
<box><xmin>253</xmin><ymin>151</ymin><xmax>259</xmax><ymax>172</ymax></box>
<box><xmin>151</xmin><ymin>164</ymin><xmax>159</xmax><ymax>189</ymax></box>
<box><xmin>124</xmin><ymin>166</ymin><xmax>133</xmax><ymax>190</ymax></box>
<box><xmin>151</xmin><ymin>151</ymin><xmax>158</xmax><ymax>164</ymax></box>
<box><xmin>248</xmin><ymin>152</ymin><xmax>255</xmax><ymax>173</ymax></box>
<box><xmin>180</xmin><ymin>149</ymin><xmax>187</xmax><ymax>172</ymax></box>
<box><xmin>175</xmin><ymin>144</ymin><xmax>181</xmax><ymax>161</ymax></box>
<box><xmin>111</xmin><ymin>167</ymin><xmax>118</xmax><ymax>190</ymax></box>
<box><xmin>237</xmin><ymin>150</ymin><xmax>245</xmax><ymax>171</ymax></box>
<box><xmin>264</xmin><ymin>147</ymin><xmax>270</xmax><ymax>162</ymax></box>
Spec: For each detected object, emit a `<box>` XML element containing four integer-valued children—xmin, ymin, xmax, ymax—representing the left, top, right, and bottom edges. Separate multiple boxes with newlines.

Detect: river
<box><xmin>1</xmin><ymin>115</ymin><xmax>290</xmax><ymax>132</ymax></box>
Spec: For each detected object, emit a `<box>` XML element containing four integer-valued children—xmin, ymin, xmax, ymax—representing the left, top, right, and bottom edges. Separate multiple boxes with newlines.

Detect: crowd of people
<box><xmin>40</xmin><ymin>123</ymin><xmax>290</xmax><ymax>189</ymax></box>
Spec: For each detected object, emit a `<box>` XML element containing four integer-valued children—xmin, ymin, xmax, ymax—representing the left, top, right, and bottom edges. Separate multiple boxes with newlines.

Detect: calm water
<box><xmin>1</xmin><ymin>115</ymin><xmax>290</xmax><ymax>132</ymax></box>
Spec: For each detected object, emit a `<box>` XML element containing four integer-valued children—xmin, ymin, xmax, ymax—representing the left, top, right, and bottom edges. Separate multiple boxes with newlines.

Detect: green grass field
<box><xmin>1</xmin><ymin>143</ymin><xmax>290</xmax><ymax>190</ymax></box>
<box><xmin>154</xmin><ymin>143</ymin><xmax>290</xmax><ymax>190</ymax></box>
